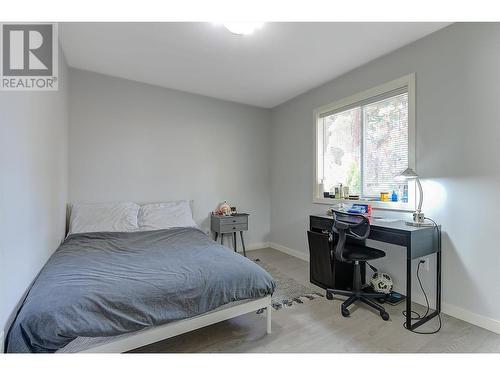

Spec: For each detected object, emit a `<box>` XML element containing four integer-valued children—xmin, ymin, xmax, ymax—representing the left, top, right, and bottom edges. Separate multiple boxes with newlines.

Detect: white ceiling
<box><xmin>60</xmin><ymin>22</ymin><xmax>449</xmax><ymax>108</ymax></box>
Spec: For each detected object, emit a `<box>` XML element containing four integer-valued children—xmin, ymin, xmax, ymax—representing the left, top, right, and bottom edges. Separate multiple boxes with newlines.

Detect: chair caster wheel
<box><xmin>326</xmin><ymin>291</ymin><xmax>334</xmax><ymax>300</ymax></box>
<box><xmin>341</xmin><ymin>307</ymin><xmax>350</xmax><ymax>317</ymax></box>
<box><xmin>380</xmin><ymin>311</ymin><xmax>390</xmax><ymax>321</ymax></box>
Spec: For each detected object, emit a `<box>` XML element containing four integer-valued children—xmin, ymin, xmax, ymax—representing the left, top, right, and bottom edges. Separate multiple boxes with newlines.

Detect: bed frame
<box><xmin>79</xmin><ymin>296</ymin><xmax>272</xmax><ymax>353</ymax></box>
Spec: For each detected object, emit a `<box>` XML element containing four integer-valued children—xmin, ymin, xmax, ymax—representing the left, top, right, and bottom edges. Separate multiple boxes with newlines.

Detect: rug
<box><xmin>253</xmin><ymin>258</ymin><xmax>324</xmax><ymax>310</ymax></box>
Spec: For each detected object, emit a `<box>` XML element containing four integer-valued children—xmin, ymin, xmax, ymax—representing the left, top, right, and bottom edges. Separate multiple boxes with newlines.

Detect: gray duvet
<box><xmin>6</xmin><ymin>228</ymin><xmax>275</xmax><ymax>353</ymax></box>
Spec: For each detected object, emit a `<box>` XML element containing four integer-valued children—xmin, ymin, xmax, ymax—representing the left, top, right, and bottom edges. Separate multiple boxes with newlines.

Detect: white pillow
<box><xmin>69</xmin><ymin>202</ymin><xmax>140</xmax><ymax>235</ymax></box>
<box><xmin>138</xmin><ymin>200</ymin><xmax>197</xmax><ymax>231</ymax></box>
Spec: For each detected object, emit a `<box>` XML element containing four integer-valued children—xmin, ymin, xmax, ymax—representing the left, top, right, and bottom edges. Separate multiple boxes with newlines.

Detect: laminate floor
<box><xmin>131</xmin><ymin>248</ymin><xmax>500</xmax><ymax>353</ymax></box>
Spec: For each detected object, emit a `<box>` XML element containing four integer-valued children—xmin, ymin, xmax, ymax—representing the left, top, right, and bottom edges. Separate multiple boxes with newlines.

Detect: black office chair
<box><xmin>326</xmin><ymin>210</ymin><xmax>390</xmax><ymax>321</ymax></box>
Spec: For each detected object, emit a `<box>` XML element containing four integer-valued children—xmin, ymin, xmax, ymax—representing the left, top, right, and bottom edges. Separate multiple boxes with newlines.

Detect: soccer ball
<box><xmin>370</xmin><ymin>272</ymin><xmax>393</xmax><ymax>294</ymax></box>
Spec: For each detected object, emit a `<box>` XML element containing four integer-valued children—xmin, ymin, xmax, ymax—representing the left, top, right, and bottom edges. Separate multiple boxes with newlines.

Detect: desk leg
<box><xmin>220</xmin><ymin>233</ymin><xmax>224</xmax><ymax>245</ymax></box>
<box><xmin>214</xmin><ymin>232</ymin><xmax>218</xmax><ymax>242</ymax></box>
<box><xmin>407</xmin><ymin>246</ymin><xmax>442</xmax><ymax>331</ymax></box>
<box><xmin>233</xmin><ymin>232</ymin><xmax>237</xmax><ymax>253</ymax></box>
<box><xmin>436</xmin><ymin>249</ymin><xmax>442</xmax><ymax>313</ymax></box>
<box><xmin>406</xmin><ymin>256</ymin><xmax>412</xmax><ymax>330</ymax></box>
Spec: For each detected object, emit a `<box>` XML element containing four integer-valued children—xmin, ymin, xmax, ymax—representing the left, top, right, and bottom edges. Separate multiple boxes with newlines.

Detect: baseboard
<box><xmin>441</xmin><ymin>302</ymin><xmax>500</xmax><ymax>334</ymax></box>
<box><xmin>268</xmin><ymin>242</ymin><xmax>500</xmax><ymax>335</ymax></box>
<box><xmin>227</xmin><ymin>242</ymin><xmax>270</xmax><ymax>254</ymax></box>
<box><xmin>245</xmin><ymin>242</ymin><xmax>270</xmax><ymax>251</ymax></box>
<box><xmin>217</xmin><ymin>239</ymin><xmax>269</xmax><ymax>253</ymax></box>
<box><xmin>405</xmin><ymin>296</ymin><xmax>500</xmax><ymax>334</ymax></box>
<box><xmin>268</xmin><ymin>242</ymin><xmax>309</xmax><ymax>262</ymax></box>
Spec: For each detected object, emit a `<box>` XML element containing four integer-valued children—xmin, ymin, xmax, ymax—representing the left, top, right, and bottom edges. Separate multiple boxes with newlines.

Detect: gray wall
<box><xmin>68</xmin><ymin>69</ymin><xmax>271</xmax><ymax>246</ymax></box>
<box><xmin>270</xmin><ymin>23</ymin><xmax>500</xmax><ymax>328</ymax></box>
<box><xmin>0</xmin><ymin>49</ymin><xmax>69</xmax><ymax>336</ymax></box>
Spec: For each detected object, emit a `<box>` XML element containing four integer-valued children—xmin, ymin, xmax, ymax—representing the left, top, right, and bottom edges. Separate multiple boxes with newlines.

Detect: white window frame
<box><xmin>313</xmin><ymin>73</ymin><xmax>416</xmax><ymax>211</ymax></box>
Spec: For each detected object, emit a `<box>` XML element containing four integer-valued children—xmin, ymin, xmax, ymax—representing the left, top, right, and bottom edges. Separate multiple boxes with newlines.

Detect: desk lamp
<box><xmin>397</xmin><ymin>167</ymin><xmax>432</xmax><ymax>227</ymax></box>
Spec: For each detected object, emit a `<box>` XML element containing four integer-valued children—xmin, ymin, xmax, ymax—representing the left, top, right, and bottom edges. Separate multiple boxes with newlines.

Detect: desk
<box><xmin>310</xmin><ymin>214</ymin><xmax>441</xmax><ymax>331</ymax></box>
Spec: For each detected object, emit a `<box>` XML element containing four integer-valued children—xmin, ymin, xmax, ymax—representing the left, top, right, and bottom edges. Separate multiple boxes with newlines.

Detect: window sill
<box><xmin>313</xmin><ymin>197</ymin><xmax>414</xmax><ymax>213</ymax></box>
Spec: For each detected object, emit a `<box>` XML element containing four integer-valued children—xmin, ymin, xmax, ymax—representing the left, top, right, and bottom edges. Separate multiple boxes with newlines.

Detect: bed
<box><xmin>5</xmin><ymin>202</ymin><xmax>275</xmax><ymax>353</ymax></box>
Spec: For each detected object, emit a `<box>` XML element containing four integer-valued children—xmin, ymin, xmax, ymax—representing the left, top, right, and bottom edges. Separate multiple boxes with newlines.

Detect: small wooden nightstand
<box><xmin>211</xmin><ymin>213</ymin><xmax>249</xmax><ymax>257</ymax></box>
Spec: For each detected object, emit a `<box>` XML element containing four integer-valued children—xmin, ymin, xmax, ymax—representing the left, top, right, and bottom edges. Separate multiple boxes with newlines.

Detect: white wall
<box><xmin>68</xmin><ymin>69</ymin><xmax>271</xmax><ymax>246</ymax></box>
<box><xmin>0</xmin><ymin>49</ymin><xmax>69</xmax><ymax>336</ymax></box>
<box><xmin>270</xmin><ymin>23</ymin><xmax>500</xmax><ymax>332</ymax></box>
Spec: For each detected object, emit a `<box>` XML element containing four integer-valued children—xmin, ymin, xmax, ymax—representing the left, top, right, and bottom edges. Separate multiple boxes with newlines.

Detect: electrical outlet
<box><xmin>421</xmin><ymin>257</ymin><xmax>430</xmax><ymax>272</ymax></box>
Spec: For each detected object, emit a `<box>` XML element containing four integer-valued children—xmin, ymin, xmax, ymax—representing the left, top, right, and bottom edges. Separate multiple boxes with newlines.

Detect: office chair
<box><xmin>326</xmin><ymin>210</ymin><xmax>390</xmax><ymax>321</ymax></box>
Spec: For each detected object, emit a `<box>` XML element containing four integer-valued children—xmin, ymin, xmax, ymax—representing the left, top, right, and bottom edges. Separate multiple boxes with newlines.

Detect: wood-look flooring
<box><xmin>131</xmin><ymin>248</ymin><xmax>500</xmax><ymax>353</ymax></box>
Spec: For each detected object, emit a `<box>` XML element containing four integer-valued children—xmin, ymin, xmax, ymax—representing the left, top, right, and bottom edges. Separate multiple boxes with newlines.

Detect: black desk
<box><xmin>310</xmin><ymin>214</ymin><xmax>441</xmax><ymax>331</ymax></box>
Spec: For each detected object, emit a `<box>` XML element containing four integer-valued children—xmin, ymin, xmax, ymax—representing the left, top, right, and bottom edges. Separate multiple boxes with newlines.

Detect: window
<box><xmin>315</xmin><ymin>75</ymin><xmax>415</xmax><ymax>205</ymax></box>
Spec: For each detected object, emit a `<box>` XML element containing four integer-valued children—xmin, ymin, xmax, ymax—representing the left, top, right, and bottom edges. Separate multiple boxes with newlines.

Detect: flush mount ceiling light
<box><xmin>222</xmin><ymin>22</ymin><xmax>264</xmax><ymax>35</ymax></box>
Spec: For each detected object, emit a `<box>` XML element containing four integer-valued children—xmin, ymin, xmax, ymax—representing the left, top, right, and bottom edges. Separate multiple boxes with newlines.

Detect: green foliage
<box><xmin>346</xmin><ymin>162</ymin><xmax>361</xmax><ymax>195</ymax></box>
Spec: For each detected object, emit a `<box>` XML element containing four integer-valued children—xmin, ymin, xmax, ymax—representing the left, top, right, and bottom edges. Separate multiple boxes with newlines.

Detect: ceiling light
<box><xmin>222</xmin><ymin>22</ymin><xmax>264</xmax><ymax>35</ymax></box>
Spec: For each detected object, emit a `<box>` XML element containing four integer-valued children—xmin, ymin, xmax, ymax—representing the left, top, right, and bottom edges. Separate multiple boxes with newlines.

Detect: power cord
<box><xmin>402</xmin><ymin>216</ymin><xmax>442</xmax><ymax>334</ymax></box>
<box><xmin>366</xmin><ymin>261</ymin><xmax>378</xmax><ymax>273</ymax></box>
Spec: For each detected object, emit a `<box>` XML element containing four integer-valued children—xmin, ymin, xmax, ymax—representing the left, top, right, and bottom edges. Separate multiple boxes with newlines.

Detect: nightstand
<box><xmin>211</xmin><ymin>213</ymin><xmax>249</xmax><ymax>257</ymax></box>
